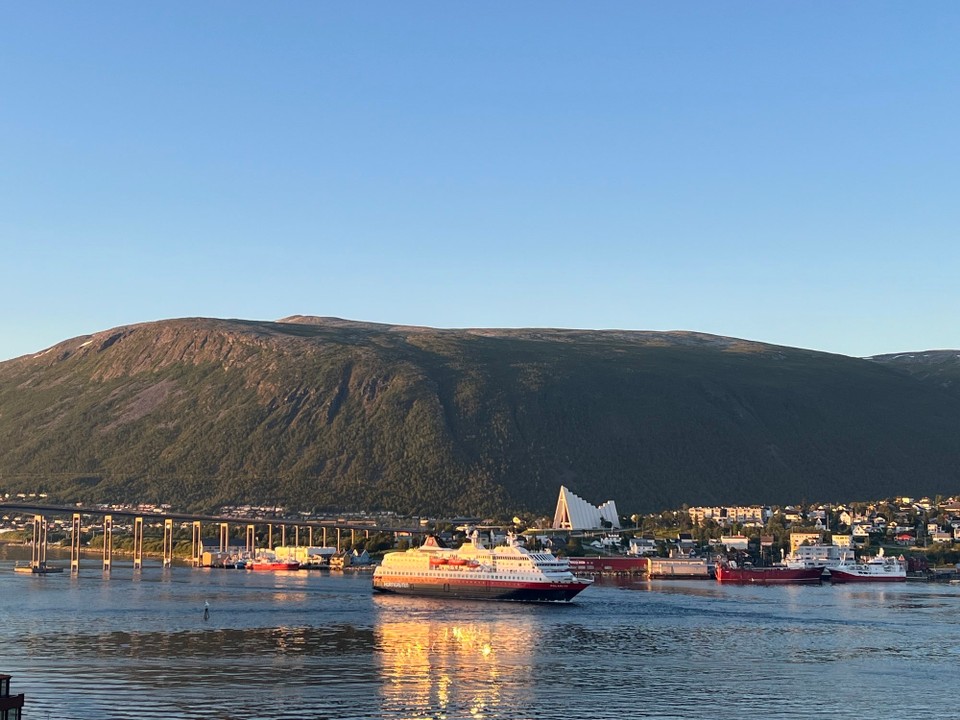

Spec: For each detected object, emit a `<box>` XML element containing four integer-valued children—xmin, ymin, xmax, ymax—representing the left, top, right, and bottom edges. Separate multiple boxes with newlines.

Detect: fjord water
<box><xmin>3</xmin><ymin>545</ymin><xmax>960</xmax><ymax>720</ymax></box>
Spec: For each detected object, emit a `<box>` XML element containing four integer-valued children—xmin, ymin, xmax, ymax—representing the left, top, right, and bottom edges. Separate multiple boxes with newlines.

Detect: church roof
<box><xmin>552</xmin><ymin>486</ymin><xmax>620</xmax><ymax>530</ymax></box>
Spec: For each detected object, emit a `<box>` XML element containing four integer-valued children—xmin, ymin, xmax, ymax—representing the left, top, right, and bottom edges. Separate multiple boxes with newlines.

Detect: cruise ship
<box><xmin>373</xmin><ymin>533</ymin><xmax>593</xmax><ymax>602</ymax></box>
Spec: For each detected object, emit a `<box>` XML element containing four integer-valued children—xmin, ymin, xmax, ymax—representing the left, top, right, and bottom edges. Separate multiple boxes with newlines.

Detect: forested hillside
<box><xmin>1</xmin><ymin>316</ymin><xmax>959</xmax><ymax>516</ymax></box>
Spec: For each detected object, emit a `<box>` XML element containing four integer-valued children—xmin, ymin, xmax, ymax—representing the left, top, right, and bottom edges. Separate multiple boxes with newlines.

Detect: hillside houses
<box><xmin>685</xmin><ymin>496</ymin><xmax>960</xmax><ymax>550</ymax></box>
<box><xmin>688</xmin><ymin>505</ymin><xmax>771</xmax><ymax>528</ymax></box>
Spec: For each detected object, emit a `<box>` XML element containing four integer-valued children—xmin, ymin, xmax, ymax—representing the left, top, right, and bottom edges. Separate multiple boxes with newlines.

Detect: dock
<box><xmin>0</xmin><ymin>674</ymin><xmax>24</xmax><ymax>720</ymax></box>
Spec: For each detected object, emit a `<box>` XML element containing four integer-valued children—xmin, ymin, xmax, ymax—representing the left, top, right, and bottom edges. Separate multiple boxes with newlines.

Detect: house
<box><xmin>688</xmin><ymin>505</ymin><xmax>771</xmax><ymax>527</ymax></box>
<box><xmin>589</xmin><ymin>534</ymin><xmax>623</xmax><ymax>549</ymax></box>
<box><xmin>895</xmin><ymin>532</ymin><xmax>916</xmax><ymax>546</ymax></box>
<box><xmin>720</xmin><ymin>535</ymin><xmax>750</xmax><ymax>551</ymax></box>
<box><xmin>351</xmin><ymin>549</ymin><xmax>371</xmax><ymax>565</ymax></box>
<box><xmin>627</xmin><ymin>537</ymin><xmax>658</xmax><ymax>556</ymax></box>
<box><xmin>940</xmin><ymin>500</ymin><xmax>960</xmax><ymax>514</ymax></box>
<box><xmin>790</xmin><ymin>532</ymin><xmax>822</xmax><ymax>553</ymax></box>
<box><xmin>783</xmin><ymin>510</ymin><xmax>804</xmax><ymax>524</ymax></box>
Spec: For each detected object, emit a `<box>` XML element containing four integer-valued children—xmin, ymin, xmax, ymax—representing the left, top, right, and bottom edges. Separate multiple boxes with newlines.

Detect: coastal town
<box><xmin>3</xmin><ymin>484</ymin><xmax>960</xmax><ymax>577</ymax></box>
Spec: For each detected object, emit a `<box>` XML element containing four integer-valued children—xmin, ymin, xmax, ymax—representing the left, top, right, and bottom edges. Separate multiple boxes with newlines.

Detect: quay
<box><xmin>1</xmin><ymin>502</ymin><xmax>424</xmax><ymax>575</ymax></box>
<box><xmin>0</xmin><ymin>674</ymin><xmax>23</xmax><ymax>720</ymax></box>
<box><xmin>568</xmin><ymin>555</ymin><xmax>648</xmax><ymax>575</ymax></box>
<box><xmin>567</xmin><ymin>555</ymin><xmax>712</xmax><ymax>578</ymax></box>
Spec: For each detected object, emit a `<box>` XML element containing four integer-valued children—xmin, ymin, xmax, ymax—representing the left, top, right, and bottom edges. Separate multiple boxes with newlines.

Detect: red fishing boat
<box><xmin>247</xmin><ymin>558</ymin><xmax>301</xmax><ymax>571</ymax></box>
<box><xmin>714</xmin><ymin>561</ymin><xmax>823</xmax><ymax>585</ymax></box>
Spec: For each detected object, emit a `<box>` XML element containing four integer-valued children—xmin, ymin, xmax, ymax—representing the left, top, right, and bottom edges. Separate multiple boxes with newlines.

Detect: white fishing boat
<box><xmin>827</xmin><ymin>548</ymin><xmax>906</xmax><ymax>583</ymax></box>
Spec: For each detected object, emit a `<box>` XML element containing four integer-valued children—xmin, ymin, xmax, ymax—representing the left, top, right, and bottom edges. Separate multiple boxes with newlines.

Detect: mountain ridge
<box><xmin>2</xmin><ymin>316</ymin><xmax>958</xmax><ymax>516</ymax></box>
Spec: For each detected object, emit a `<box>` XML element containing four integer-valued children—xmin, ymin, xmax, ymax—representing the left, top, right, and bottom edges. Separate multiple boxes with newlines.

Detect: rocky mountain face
<box><xmin>1</xmin><ymin>316</ymin><xmax>959</xmax><ymax>517</ymax></box>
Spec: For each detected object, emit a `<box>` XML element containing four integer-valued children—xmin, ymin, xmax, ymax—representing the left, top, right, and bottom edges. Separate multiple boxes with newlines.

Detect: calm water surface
<box><xmin>2</xmin><ymin>545</ymin><xmax>960</xmax><ymax>719</ymax></box>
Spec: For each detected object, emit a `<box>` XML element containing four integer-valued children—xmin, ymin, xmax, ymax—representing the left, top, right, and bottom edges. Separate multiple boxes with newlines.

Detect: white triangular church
<box><xmin>553</xmin><ymin>485</ymin><xmax>620</xmax><ymax>530</ymax></box>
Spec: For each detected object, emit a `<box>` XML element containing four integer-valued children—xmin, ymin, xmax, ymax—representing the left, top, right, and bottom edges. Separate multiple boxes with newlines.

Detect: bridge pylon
<box><xmin>102</xmin><ymin>515</ymin><xmax>113</xmax><ymax>573</ymax></box>
<box><xmin>71</xmin><ymin>513</ymin><xmax>81</xmax><ymax>573</ymax></box>
<box><xmin>163</xmin><ymin>519</ymin><xmax>174</xmax><ymax>568</ymax></box>
<box><xmin>133</xmin><ymin>517</ymin><xmax>144</xmax><ymax>570</ymax></box>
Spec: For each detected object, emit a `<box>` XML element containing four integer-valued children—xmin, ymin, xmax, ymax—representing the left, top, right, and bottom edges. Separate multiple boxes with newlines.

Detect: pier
<box><xmin>2</xmin><ymin>502</ymin><xmax>423</xmax><ymax>575</ymax></box>
<box><xmin>0</xmin><ymin>674</ymin><xmax>23</xmax><ymax>720</ymax></box>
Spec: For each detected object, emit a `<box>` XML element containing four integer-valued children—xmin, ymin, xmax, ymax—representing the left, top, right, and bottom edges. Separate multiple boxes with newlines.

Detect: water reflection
<box><xmin>7</xmin><ymin>545</ymin><xmax>960</xmax><ymax>720</ymax></box>
<box><xmin>374</xmin><ymin>595</ymin><xmax>537</xmax><ymax>719</ymax></box>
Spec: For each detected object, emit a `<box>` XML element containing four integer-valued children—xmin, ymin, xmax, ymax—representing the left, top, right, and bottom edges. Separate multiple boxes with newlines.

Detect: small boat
<box><xmin>246</xmin><ymin>559</ymin><xmax>300</xmax><ymax>571</ymax></box>
<box><xmin>13</xmin><ymin>562</ymin><xmax>63</xmax><ymax>575</ymax></box>
<box><xmin>329</xmin><ymin>554</ymin><xmax>351</xmax><ymax>570</ymax></box>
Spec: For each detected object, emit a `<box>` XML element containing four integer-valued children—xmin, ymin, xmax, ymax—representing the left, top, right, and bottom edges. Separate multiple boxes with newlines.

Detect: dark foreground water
<box><xmin>3</xmin><ymin>545</ymin><xmax>960</xmax><ymax>720</ymax></box>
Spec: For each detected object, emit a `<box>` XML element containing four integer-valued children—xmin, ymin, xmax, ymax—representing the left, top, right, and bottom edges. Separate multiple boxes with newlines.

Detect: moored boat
<box><xmin>714</xmin><ymin>561</ymin><xmax>823</xmax><ymax>585</ymax></box>
<box><xmin>568</xmin><ymin>556</ymin><xmax>649</xmax><ymax>574</ymax></box>
<box><xmin>373</xmin><ymin>533</ymin><xmax>593</xmax><ymax>602</ymax></box>
<box><xmin>13</xmin><ymin>562</ymin><xmax>63</xmax><ymax>575</ymax></box>
<box><xmin>247</xmin><ymin>559</ymin><xmax>300</xmax><ymax>571</ymax></box>
<box><xmin>827</xmin><ymin>548</ymin><xmax>906</xmax><ymax>583</ymax></box>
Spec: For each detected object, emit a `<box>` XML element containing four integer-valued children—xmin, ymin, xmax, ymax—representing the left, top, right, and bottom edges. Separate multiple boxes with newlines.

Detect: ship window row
<box><xmin>390</xmin><ymin>571</ymin><xmax>528</xmax><ymax>581</ymax></box>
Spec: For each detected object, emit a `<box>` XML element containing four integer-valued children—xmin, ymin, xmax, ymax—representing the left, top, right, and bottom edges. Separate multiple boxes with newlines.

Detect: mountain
<box><xmin>1</xmin><ymin>316</ymin><xmax>959</xmax><ymax>517</ymax></box>
<box><xmin>868</xmin><ymin>350</ymin><xmax>960</xmax><ymax>394</ymax></box>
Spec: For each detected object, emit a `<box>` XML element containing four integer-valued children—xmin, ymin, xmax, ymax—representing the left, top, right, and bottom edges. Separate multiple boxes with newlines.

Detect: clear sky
<box><xmin>2</xmin><ymin>3</ymin><xmax>957</xmax><ymax>362</ymax></box>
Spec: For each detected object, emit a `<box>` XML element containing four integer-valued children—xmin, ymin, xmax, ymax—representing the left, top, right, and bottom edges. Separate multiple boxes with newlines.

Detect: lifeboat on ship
<box><xmin>429</xmin><ymin>556</ymin><xmax>449</xmax><ymax>566</ymax></box>
<box><xmin>448</xmin><ymin>558</ymin><xmax>467</xmax><ymax>566</ymax></box>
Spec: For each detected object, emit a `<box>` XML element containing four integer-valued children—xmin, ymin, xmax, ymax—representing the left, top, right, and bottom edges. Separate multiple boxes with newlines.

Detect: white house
<box><xmin>627</xmin><ymin>537</ymin><xmax>658</xmax><ymax>556</ymax></box>
<box><xmin>720</xmin><ymin>535</ymin><xmax>750</xmax><ymax>551</ymax></box>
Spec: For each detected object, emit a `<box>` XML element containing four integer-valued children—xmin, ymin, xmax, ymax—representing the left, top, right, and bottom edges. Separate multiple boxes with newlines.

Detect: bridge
<box><xmin>0</xmin><ymin>501</ymin><xmax>426</xmax><ymax>574</ymax></box>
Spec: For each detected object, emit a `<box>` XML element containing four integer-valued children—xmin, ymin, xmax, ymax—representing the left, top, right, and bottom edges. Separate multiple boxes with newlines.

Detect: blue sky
<box><xmin>2</xmin><ymin>3</ymin><xmax>957</xmax><ymax>361</ymax></box>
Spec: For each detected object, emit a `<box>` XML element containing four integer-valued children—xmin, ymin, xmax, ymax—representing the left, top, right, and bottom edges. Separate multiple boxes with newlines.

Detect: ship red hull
<box><xmin>372</xmin><ymin>575</ymin><xmax>591</xmax><ymax>602</ymax></box>
<box><xmin>827</xmin><ymin>570</ymin><xmax>905</xmax><ymax>583</ymax></box>
<box><xmin>715</xmin><ymin>565</ymin><xmax>823</xmax><ymax>585</ymax></box>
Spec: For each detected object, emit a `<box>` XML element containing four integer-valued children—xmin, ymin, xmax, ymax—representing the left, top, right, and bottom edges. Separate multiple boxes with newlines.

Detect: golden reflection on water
<box><xmin>374</xmin><ymin>597</ymin><xmax>536</xmax><ymax>719</ymax></box>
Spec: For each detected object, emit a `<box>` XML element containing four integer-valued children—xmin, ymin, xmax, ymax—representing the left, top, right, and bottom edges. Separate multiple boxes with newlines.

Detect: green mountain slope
<box><xmin>1</xmin><ymin>317</ymin><xmax>959</xmax><ymax>516</ymax></box>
